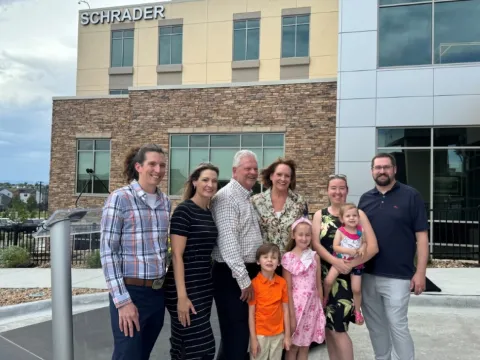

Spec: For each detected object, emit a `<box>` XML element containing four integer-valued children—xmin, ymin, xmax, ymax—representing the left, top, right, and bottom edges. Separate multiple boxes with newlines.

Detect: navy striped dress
<box><xmin>165</xmin><ymin>199</ymin><xmax>217</xmax><ymax>360</ymax></box>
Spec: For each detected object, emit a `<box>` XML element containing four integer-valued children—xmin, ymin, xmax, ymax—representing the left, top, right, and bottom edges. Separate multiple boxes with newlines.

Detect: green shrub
<box><xmin>86</xmin><ymin>250</ymin><xmax>102</xmax><ymax>268</ymax></box>
<box><xmin>0</xmin><ymin>246</ymin><xmax>31</xmax><ymax>268</ymax></box>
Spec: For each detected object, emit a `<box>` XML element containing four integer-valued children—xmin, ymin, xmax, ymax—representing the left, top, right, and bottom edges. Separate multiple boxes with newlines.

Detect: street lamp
<box><xmin>36</xmin><ymin>181</ymin><xmax>43</xmax><ymax>219</ymax></box>
<box><xmin>78</xmin><ymin>0</ymin><xmax>90</xmax><ymax>9</ymax></box>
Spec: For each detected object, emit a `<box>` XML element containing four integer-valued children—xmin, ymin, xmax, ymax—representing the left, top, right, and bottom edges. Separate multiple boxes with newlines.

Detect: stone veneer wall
<box><xmin>49</xmin><ymin>81</ymin><xmax>337</xmax><ymax>214</ymax></box>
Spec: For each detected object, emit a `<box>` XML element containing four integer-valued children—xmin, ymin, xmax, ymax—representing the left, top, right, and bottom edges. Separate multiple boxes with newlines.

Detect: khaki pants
<box><xmin>250</xmin><ymin>333</ymin><xmax>284</xmax><ymax>360</ymax></box>
<box><xmin>362</xmin><ymin>274</ymin><xmax>414</xmax><ymax>360</ymax></box>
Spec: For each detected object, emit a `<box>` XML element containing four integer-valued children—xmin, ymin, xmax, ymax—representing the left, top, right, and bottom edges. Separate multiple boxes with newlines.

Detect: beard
<box><xmin>374</xmin><ymin>174</ymin><xmax>393</xmax><ymax>186</ymax></box>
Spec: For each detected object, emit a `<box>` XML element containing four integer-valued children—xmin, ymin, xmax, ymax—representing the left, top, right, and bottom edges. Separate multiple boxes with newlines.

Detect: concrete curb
<box><xmin>0</xmin><ymin>292</ymin><xmax>478</xmax><ymax>324</ymax></box>
<box><xmin>0</xmin><ymin>292</ymin><xmax>109</xmax><ymax>324</ymax></box>
<box><xmin>410</xmin><ymin>293</ymin><xmax>480</xmax><ymax>308</ymax></box>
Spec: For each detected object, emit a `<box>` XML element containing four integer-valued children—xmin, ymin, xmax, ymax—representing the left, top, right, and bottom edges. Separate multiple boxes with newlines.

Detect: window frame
<box><xmin>158</xmin><ymin>25</ymin><xmax>183</xmax><ymax>65</ymax></box>
<box><xmin>232</xmin><ymin>19</ymin><xmax>261</xmax><ymax>61</ymax></box>
<box><xmin>168</xmin><ymin>133</ymin><xmax>285</xmax><ymax>196</ymax></box>
<box><xmin>281</xmin><ymin>14</ymin><xmax>310</xmax><ymax>58</ymax></box>
<box><xmin>75</xmin><ymin>139</ymin><xmax>112</xmax><ymax>195</ymax></box>
<box><xmin>377</xmin><ymin>0</ymin><xmax>480</xmax><ymax>68</ymax></box>
<box><xmin>110</xmin><ymin>29</ymin><xmax>134</xmax><ymax>68</ymax></box>
<box><xmin>109</xmin><ymin>89</ymin><xmax>129</xmax><ymax>95</ymax></box>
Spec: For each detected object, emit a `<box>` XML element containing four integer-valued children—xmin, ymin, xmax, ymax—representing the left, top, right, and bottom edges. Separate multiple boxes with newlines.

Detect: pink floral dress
<box><xmin>281</xmin><ymin>249</ymin><xmax>326</xmax><ymax>347</ymax></box>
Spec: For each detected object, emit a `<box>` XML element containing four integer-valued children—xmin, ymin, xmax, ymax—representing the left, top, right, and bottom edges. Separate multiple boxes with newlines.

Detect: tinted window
<box><xmin>434</xmin><ymin>0</ymin><xmax>480</xmax><ymax>64</ymax></box>
<box><xmin>378</xmin><ymin>128</ymin><xmax>431</xmax><ymax>147</ymax></box>
<box><xmin>159</xmin><ymin>26</ymin><xmax>183</xmax><ymax>65</ymax></box>
<box><xmin>380</xmin><ymin>0</ymin><xmax>427</xmax><ymax>4</ymax></box>
<box><xmin>169</xmin><ymin>134</ymin><xmax>285</xmax><ymax>195</ymax></box>
<box><xmin>233</xmin><ymin>19</ymin><xmax>260</xmax><ymax>61</ymax></box>
<box><xmin>379</xmin><ymin>4</ymin><xmax>432</xmax><ymax>67</ymax></box>
<box><xmin>434</xmin><ymin>128</ymin><xmax>480</xmax><ymax>147</ymax></box>
<box><xmin>111</xmin><ymin>30</ymin><xmax>134</xmax><ymax>67</ymax></box>
<box><xmin>282</xmin><ymin>15</ymin><xmax>310</xmax><ymax>58</ymax></box>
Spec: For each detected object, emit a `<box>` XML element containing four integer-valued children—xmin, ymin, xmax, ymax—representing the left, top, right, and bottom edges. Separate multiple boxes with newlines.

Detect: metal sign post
<box><xmin>35</xmin><ymin>208</ymin><xmax>103</xmax><ymax>360</ymax></box>
<box><xmin>50</xmin><ymin>218</ymin><xmax>74</xmax><ymax>360</ymax></box>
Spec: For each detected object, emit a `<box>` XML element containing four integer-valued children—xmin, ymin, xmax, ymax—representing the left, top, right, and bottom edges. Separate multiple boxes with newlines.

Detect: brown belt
<box><xmin>124</xmin><ymin>277</ymin><xmax>164</xmax><ymax>289</ymax></box>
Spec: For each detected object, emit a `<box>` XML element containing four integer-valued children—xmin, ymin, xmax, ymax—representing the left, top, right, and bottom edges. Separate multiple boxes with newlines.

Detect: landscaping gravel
<box><xmin>0</xmin><ymin>288</ymin><xmax>107</xmax><ymax>307</ymax></box>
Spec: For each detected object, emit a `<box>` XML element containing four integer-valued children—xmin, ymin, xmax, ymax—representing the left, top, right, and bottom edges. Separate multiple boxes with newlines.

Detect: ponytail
<box><xmin>123</xmin><ymin>144</ymin><xmax>165</xmax><ymax>183</ymax></box>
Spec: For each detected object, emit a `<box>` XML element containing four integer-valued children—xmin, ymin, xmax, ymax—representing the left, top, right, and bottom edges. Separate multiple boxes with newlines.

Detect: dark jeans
<box><xmin>213</xmin><ymin>261</ymin><xmax>259</xmax><ymax>360</ymax></box>
<box><xmin>109</xmin><ymin>285</ymin><xmax>165</xmax><ymax>360</ymax></box>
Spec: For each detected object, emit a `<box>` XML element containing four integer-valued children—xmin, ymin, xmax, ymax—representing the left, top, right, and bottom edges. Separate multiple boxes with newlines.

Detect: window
<box><xmin>378</xmin><ymin>128</ymin><xmax>431</xmax><ymax>147</ymax></box>
<box><xmin>159</xmin><ymin>25</ymin><xmax>183</xmax><ymax>65</ymax></box>
<box><xmin>433</xmin><ymin>149</ymin><xmax>480</xmax><ymax>209</ymax></box>
<box><xmin>281</xmin><ymin>15</ymin><xmax>310</xmax><ymax>58</ymax></box>
<box><xmin>76</xmin><ymin>140</ymin><xmax>111</xmax><ymax>194</ymax></box>
<box><xmin>377</xmin><ymin>126</ymin><xmax>480</xmax><ymax>260</ymax></box>
<box><xmin>434</xmin><ymin>0</ymin><xmax>480</xmax><ymax>64</ymax></box>
<box><xmin>377</xmin><ymin>127</ymin><xmax>480</xmax><ymax>210</ymax></box>
<box><xmin>109</xmin><ymin>89</ymin><xmax>128</xmax><ymax>95</ymax></box>
<box><xmin>233</xmin><ymin>19</ymin><xmax>260</xmax><ymax>61</ymax></box>
<box><xmin>111</xmin><ymin>30</ymin><xmax>134</xmax><ymax>67</ymax></box>
<box><xmin>378</xmin><ymin>3</ymin><xmax>432</xmax><ymax>67</ymax></box>
<box><xmin>379</xmin><ymin>148</ymin><xmax>431</xmax><ymax>206</ymax></box>
<box><xmin>169</xmin><ymin>134</ymin><xmax>285</xmax><ymax>196</ymax></box>
<box><xmin>434</xmin><ymin>127</ymin><xmax>480</xmax><ymax>147</ymax></box>
<box><xmin>378</xmin><ymin>0</ymin><xmax>480</xmax><ymax>67</ymax></box>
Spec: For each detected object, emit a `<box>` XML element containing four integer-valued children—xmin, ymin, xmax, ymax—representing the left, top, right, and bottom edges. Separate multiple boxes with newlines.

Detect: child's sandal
<box><xmin>355</xmin><ymin>310</ymin><xmax>364</xmax><ymax>325</ymax></box>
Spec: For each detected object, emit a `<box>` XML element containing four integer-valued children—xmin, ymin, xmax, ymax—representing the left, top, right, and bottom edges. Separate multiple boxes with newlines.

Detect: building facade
<box><xmin>337</xmin><ymin>0</ymin><xmax>480</xmax><ymax>259</ymax></box>
<box><xmin>49</xmin><ymin>0</ymin><xmax>339</xmax><ymax>212</ymax></box>
<box><xmin>76</xmin><ymin>0</ymin><xmax>338</xmax><ymax>95</ymax></box>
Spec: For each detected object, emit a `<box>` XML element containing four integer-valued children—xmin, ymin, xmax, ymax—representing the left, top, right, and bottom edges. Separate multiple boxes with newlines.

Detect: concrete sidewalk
<box><xmin>1</xmin><ymin>267</ymin><xmax>479</xmax><ymax>295</ymax></box>
<box><xmin>0</xmin><ymin>268</ymin><xmax>107</xmax><ymax>289</ymax></box>
<box><xmin>1</xmin><ymin>267</ymin><xmax>479</xmax><ymax>359</ymax></box>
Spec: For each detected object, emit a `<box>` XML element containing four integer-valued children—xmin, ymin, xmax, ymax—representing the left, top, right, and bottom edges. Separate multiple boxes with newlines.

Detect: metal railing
<box><xmin>0</xmin><ymin>225</ymin><xmax>100</xmax><ymax>266</ymax></box>
<box><xmin>428</xmin><ymin>207</ymin><xmax>479</xmax><ymax>262</ymax></box>
<box><xmin>1</xmin><ymin>206</ymin><xmax>479</xmax><ymax>266</ymax></box>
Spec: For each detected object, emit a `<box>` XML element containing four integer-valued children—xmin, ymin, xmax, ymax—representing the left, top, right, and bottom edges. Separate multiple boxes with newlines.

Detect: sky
<box><xmin>0</xmin><ymin>0</ymin><xmax>163</xmax><ymax>184</ymax></box>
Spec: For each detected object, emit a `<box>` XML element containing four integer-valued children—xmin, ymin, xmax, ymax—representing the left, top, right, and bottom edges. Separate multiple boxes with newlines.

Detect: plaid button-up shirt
<box><xmin>100</xmin><ymin>180</ymin><xmax>171</xmax><ymax>308</ymax></box>
<box><xmin>211</xmin><ymin>179</ymin><xmax>263</xmax><ymax>290</ymax></box>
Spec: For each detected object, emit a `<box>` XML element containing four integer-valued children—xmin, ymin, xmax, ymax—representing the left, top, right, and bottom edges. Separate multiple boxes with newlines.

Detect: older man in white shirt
<box><xmin>211</xmin><ymin>150</ymin><xmax>263</xmax><ymax>360</ymax></box>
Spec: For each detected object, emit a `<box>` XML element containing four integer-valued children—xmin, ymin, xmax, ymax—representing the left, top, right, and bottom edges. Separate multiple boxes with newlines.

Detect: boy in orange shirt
<box><xmin>249</xmin><ymin>243</ymin><xmax>291</xmax><ymax>360</ymax></box>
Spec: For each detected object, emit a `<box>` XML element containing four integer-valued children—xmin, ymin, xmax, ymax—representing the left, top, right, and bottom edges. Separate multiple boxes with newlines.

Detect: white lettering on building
<box><xmin>80</xmin><ymin>5</ymin><xmax>165</xmax><ymax>26</ymax></box>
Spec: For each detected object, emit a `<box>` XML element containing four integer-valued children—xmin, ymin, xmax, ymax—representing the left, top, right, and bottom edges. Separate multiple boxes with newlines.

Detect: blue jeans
<box><xmin>109</xmin><ymin>285</ymin><xmax>165</xmax><ymax>360</ymax></box>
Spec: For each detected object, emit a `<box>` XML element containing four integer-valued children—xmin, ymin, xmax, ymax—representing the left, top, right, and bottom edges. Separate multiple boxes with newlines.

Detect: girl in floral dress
<box><xmin>281</xmin><ymin>217</ymin><xmax>325</xmax><ymax>360</ymax></box>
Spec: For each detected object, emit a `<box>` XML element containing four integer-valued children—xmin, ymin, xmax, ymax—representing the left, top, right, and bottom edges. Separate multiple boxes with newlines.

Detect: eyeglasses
<box><xmin>329</xmin><ymin>174</ymin><xmax>347</xmax><ymax>179</ymax></box>
<box><xmin>372</xmin><ymin>165</ymin><xmax>393</xmax><ymax>171</ymax></box>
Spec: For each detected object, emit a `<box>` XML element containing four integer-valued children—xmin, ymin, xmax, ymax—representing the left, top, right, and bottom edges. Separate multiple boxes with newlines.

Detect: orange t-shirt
<box><xmin>249</xmin><ymin>273</ymin><xmax>288</xmax><ymax>336</ymax></box>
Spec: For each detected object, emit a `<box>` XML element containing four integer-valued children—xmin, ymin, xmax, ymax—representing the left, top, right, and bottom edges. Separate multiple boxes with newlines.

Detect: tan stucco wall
<box><xmin>76</xmin><ymin>0</ymin><xmax>338</xmax><ymax>95</ymax></box>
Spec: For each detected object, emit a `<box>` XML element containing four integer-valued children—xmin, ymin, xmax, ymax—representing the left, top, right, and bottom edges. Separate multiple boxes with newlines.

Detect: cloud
<box><xmin>0</xmin><ymin>0</ymin><xmax>27</xmax><ymax>7</ymax></box>
<box><xmin>0</xmin><ymin>0</ymin><xmax>161</xmax><ymax>183</ymax></box>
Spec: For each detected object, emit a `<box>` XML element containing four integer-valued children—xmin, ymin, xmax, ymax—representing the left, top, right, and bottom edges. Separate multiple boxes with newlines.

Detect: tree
<box><xmin>26</xmin><ymin>195</ymin><xmax>38</xmax><ymax>213</ymax></box>
<box><xmin>8</xmin><ymin>195</ymin><xmax>28</xmax><ymax>222</ymax></box>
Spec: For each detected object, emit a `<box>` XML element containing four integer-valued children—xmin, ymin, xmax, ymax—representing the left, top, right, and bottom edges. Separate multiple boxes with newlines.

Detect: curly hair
<box><xmin>260</xmin><ymin>158</ymin><xmax>297</xmax><ymax>191</ymax></box>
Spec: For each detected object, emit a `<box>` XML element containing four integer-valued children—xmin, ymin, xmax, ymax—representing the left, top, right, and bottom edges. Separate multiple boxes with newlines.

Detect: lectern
<box><xmin>35</xmin><ymin>208</ymin><xmax>103</xmax><ymax>360</ymax></box>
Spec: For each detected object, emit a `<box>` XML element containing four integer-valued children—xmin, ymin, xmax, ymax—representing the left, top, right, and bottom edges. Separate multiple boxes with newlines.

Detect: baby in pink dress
<box><xmin>281</xmin><ymin>217</ymin><xmax>326</xmax><ymax>360</ymax></box>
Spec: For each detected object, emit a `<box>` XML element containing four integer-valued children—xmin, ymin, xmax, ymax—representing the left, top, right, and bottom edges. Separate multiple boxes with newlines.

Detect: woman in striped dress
<box><xmin>165</xmin><ymin>163</ymin><xmax>219</xmax><ymax>360</ymax></box>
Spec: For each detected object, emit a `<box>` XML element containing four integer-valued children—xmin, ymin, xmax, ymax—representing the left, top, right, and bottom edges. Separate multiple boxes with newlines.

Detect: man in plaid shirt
<box><xmin>211</xmin><ymin>150</ymin><xmax>264</xmax><ymax>360</ymax></box>
<box><xmin>100</xmin><ymin>144</ymin><xmax>171</xmax><ymax>360</ymax></box>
